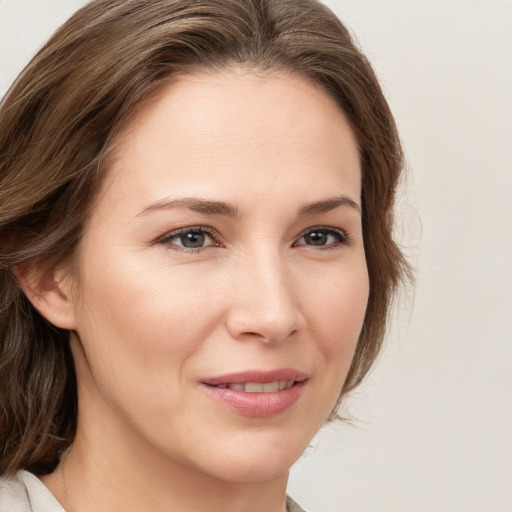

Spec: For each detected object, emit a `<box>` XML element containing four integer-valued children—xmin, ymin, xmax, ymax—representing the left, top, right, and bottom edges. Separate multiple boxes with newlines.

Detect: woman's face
<box><xmin>65</xmin><ymin>71</ymin><xmax>368</xmax><ymax>482</ymax></box>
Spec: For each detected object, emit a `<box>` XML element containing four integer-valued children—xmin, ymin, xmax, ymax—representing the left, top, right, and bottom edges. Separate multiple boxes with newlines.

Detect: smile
<box><xmin>201</xmin><ymin>369</ymin><xmax>308</xmax><ymax>417</ymax></box>
<box><xmin>211</xmin><ymin>381</ymin><xmax>296</xmax><ymax>392</ymax></box>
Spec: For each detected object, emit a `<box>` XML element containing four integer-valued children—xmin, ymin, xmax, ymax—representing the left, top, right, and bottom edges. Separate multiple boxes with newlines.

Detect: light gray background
<box><xmin>1</xmin><ymin>1</ymin><xmax>511</xmax><ymax>511</ymax></box>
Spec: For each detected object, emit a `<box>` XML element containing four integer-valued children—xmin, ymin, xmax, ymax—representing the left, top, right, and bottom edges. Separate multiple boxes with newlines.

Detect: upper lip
<box><xmin>201</xmin><ymin>368</ymin><xmax>308</xmax><ymax>386</ymax></box>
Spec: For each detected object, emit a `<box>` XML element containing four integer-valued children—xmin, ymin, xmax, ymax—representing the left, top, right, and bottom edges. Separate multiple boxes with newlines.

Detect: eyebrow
<box><xmin>137</xmin><ymin>198</ymin><xmax>239</xmax><ymax>217</ymax></box>
<box><xmin>137</xmin><ymin>195</ymin><xmax>360</xmax><ymax>218</ymax></box>
<box><xmin>299</xmin><ymin>196</ymin><xmax>361</xmax><ymax>216</ymax></box>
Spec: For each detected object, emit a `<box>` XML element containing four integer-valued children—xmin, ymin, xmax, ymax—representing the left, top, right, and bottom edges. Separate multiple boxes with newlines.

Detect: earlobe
<box><xmin>14</xmin><ymin>259</ymin><xmax>78</xmax><ymax>330</ymax></box>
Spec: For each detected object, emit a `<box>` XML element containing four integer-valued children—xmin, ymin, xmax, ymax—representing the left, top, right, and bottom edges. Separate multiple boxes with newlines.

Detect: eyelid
<box><xmin>293</xmin><ymin>225</ymin><xmax>350</xmax><ymax>248</ymax></box>
<box><xmin>157</xmin><ymin>225</ymin><xmax>221</xmax><ymax>251</ymax></box>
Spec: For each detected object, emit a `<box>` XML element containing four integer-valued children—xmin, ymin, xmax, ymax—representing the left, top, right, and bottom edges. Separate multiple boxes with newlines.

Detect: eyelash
<box><xmin>294</xmin><ymin>226</ymin><xmax>350</xmax><ymax>249</ymax></box>
<box><xmin>158</xmin><ymin>226</ymin><xmax>220</xmax><ymax>253</ymax></box>
<box><xmin>158</xmin><ymin>225</ymin><xmax>350</xmax><ymax>252</ymax></box>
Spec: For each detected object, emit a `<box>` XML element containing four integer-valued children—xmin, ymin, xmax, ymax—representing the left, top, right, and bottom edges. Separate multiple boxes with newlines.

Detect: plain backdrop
<box><xmin>1</xmin><ymin>1</ymin><xmax>511</xmax><ymax>511</ymax></box>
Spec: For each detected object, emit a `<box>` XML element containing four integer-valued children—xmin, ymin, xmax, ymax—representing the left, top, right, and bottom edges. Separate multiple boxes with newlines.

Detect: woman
<box><xmin>0</xmin><ymin>0</ymin><xmax>410</xmax><ymax>510</ymax></box>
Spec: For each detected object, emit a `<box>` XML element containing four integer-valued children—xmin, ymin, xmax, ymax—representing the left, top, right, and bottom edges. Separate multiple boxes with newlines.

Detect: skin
<box><xmin>33</xmin><ymin>70</ymin><xmax>369</xmax><ymax>512</ymax></box>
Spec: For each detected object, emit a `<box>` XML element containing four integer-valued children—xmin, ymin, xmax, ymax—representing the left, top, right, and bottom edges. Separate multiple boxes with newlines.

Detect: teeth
<box><xmin>262</xmin><ymin>381</ymin><xmax>280</xmax><ymax>392</ymax></box>
<box><xmin>244</xmin><ymin>382</ymin><xmax>264</xmax><ymax>393</ymax></box>
<box><xmin>220</xmin><ymin>380</ymin><xmax>295</xmax><ymax>392</ymax></box>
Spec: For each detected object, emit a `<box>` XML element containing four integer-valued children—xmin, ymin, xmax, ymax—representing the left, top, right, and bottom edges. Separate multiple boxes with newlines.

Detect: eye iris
<box><xmin>181</xmin><ymin>231</ymin><xmax>205</xmax><ymax>248</ymax></box>
<box><xmin>306</xmin><ymin>231</ymin><xmax>328</xmax><ymax>246</ymax></box>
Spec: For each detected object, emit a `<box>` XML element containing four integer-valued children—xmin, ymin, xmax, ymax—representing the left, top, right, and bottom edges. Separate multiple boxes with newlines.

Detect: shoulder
<box><xmin>2</xmin><ymin>474</ymin><xmax>303</xmax><ymax>512</ymax></box>
<box><xmin>0</xmin><ymin>471</ymin><xmax>31</xmax><ymax>511</ymax></box>
<box><xmin>286</xmin><ymin>495</ymin><xmax>308</xmax><ymax>512</ymax></box>
<box><xmin>0</xmin><ymin>471</ymin><xmax>64</xmax><ymax>512</ymax></box>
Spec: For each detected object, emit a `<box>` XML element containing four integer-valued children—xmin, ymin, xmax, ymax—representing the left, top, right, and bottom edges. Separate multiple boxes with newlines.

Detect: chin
<box><xmin>201</xmin><ymin>453</ymin><xmax>296</xmax><ymax>484</ymax></box>
<box><xmin>191</xmin><ymin>430</ymin><xmax>311</xmax><ymax>483</ymax></box>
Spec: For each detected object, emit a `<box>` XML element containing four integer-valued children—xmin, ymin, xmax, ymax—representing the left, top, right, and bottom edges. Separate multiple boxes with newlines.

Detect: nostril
<box><xmin>240</xmin><ymin>328</ymin><xmax>298</xmax><ymax>344</ymax></box>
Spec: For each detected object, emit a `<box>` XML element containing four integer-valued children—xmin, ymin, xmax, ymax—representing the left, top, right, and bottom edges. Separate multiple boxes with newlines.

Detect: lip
<box><xmin>201</xmin><ymin>368</ymin><xmax>308</xmax><ymax>418</ymax></box>
<box><xmin>202</xmin><ymin>368</ymin><xmax>308</xmax><ymax>386</ymax></box>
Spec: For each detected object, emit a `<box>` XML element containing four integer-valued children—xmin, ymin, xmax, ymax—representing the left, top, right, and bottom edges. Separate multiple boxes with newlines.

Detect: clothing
<box><xmin>286</xmin><ymin>495</ymin><xmax>307</xmax><ymax>512</ymax></box>
<box><xmin>0</xmin><ymin>470</ymin><xmax>306</xmax><ymax>512</ymax></box>
<box><xmin>0</xmin><ymin>470</ymin><xmax>65</xmax><ymax>512</ymax></box>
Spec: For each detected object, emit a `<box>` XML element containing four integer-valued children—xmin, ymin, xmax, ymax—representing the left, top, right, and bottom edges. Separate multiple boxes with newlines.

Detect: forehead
<box><xmin>99</xmin><ymin>70</ymin><xmax>361</xmax><ymax>213</ymax></box>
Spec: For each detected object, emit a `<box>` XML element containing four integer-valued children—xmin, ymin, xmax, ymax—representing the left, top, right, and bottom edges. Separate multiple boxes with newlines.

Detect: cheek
<box><xmin>302</xmin><ymin>261</ymin><xmax>369</xmax><ymax>410</ymax></box>
<box><xmin>70</xmin><ymin>256</ymin><xmax>224</xmax><ymax>450</ymax></box>
<box><xmin>78</xmin><ymin>244</ymin><xmax>212</xmax><ymax>330</ymax></box>
<box><xmin>302</xmin><ymin>261</ymin><xmax>369</xmax><ymax>357</ymax></box>
<box><xmin>71</xmin><ymin>246</ymin><xmax>222</xmax><ymax>395</ymax></box>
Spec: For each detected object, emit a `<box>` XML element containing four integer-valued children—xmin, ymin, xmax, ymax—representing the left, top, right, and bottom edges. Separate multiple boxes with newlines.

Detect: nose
<box><xmin>225</xmin><ymin>250</ymin><xmax>303</xmax><ymax>344</ymax></box>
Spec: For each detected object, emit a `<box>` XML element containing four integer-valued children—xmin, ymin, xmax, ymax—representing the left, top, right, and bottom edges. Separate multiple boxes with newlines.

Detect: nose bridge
<box><xmin>227</xmin><ymin>245</ymin><xmax>300</xmax><ymax>343</ymax></box>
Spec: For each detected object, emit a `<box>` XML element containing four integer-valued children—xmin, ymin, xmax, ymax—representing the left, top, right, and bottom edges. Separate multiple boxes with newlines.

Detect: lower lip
<box><xmin>201</xmin><ymin>381</ymin><xmax>306</xmax><ymax>418</ymax></box>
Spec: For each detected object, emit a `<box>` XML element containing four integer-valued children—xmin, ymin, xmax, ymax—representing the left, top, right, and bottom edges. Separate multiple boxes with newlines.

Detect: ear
<box><xmin>14</xmin><ymin>258</ymin><xmax>78</xmax><ymax>330</ymax></box>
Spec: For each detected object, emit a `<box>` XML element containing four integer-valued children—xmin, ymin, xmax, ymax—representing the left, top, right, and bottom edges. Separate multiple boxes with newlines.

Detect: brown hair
<box><xmin>0</xmin><ymin>0</ymin><xmax>410</xmax><ymax>476</ymax></box>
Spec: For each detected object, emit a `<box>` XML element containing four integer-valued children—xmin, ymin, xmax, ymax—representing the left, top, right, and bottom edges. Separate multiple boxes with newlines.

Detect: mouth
<box><xmin>206</xmin><ymin>380</ymin><xmax>300</xmax><ymax>393</ymax></box>
<box><xmin>201</xmin><ymin>369</ymin><xmax>308</xmax><ymax>417</ymax></box>
<box><xmin>202</xmin><ymin>368</ymin><xmax>308</xmax><ymax>390</ymax></box>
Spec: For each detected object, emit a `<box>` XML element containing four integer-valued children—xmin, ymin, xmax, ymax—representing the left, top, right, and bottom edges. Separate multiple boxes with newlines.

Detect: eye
<box><xmin>294</xmin><ymin>226</ymin><xmax>349</xmax><ymax>248</ymax></box>
<box><xmin>159</xmin><ymin>226</ymin><xmax>220</xmax><ymax>251</ymax></box>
